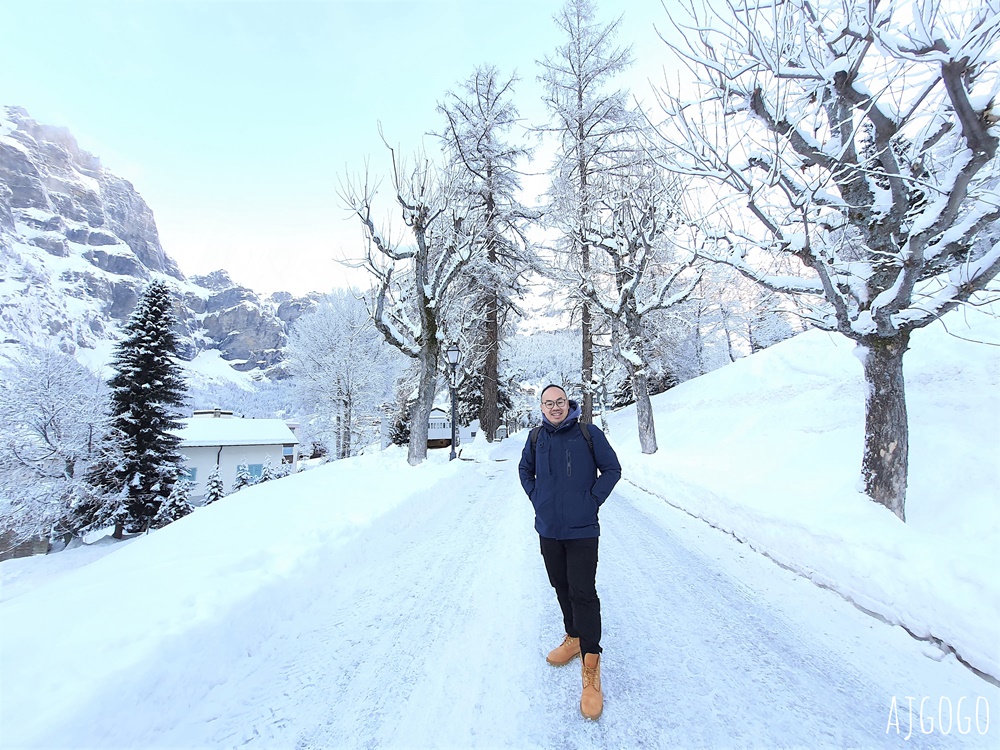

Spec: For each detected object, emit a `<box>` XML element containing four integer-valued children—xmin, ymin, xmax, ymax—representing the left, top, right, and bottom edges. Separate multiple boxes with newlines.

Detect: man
<box><xmin>518</xmin><ymin>384</ymin><xmax>621</xmax><ymax>720</ymax></box>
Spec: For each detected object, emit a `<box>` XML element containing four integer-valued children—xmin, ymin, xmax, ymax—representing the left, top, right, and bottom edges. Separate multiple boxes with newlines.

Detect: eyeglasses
<box><xmin>542</xmin><ymin>398</ymin><xmax>567</xmax><ymax>409</ymax></box>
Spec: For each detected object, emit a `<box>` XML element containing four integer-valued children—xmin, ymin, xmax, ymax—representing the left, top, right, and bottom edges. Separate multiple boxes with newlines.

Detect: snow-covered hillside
<box><xmin>1</xmin><ymin>303</ymin><xmax>997</xmax><ymax>749</ymax></box>
<box><xmin>601</xmin><ymin>303</ymin><xmax>1000</xmax><ymax>680</ymax></box>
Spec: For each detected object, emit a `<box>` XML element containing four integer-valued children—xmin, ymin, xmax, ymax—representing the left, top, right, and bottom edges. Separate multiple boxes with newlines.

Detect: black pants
<box><xmin>539</xmin><ymin>535</ymin><xmax>602</xmax><ymax>656</ymax></box>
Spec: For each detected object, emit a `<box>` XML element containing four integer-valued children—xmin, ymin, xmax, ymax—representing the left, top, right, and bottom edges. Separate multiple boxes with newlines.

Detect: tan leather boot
<box><xmin>580</xmin><ymin>653</ymin><xmax>603</xmax><ymax>720</ymax></box>
<box><xmin>546</xmin><ymin>634</ymin><xmax>581</xmax><ymax>666</ymax></box>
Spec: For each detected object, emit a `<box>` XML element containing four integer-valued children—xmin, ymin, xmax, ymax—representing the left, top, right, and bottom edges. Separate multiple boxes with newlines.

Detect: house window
<box><xmin>180</xmin><ymin>467</ymin><xmax>197</xmax><ymax>483</ymax></box>
<box><xmin>248</xmin><ymin>463</ymin><xmax>264</xmax><ymax>479</ymax></box>
<box><xmin>282</xmin><ymin>445</ymin><xmax>294</xmax><ymax>464</ymax></box>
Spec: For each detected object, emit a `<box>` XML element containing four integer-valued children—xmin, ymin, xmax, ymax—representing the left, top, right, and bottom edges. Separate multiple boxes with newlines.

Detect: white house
<box><xmin>427</xmin><ymin>408</ymin><xmax>479</xmax><ymax>449</ymax></box>
<box><xmin>427</xmin><ymin>407</ymin><xmax>452</xmax><ymax>448</ymax></box>
<box><xmin>380</xmin><ymin>408</ymin><xmax>478</xmax><ymax>450</ymax></box>
<box><xmin>174</xmin><ymin>409</ymin><xmax>300</xmax><ymax>498</ymax></box>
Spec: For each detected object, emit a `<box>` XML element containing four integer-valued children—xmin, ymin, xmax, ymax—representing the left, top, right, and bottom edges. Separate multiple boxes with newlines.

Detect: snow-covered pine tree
<box><xmin>85</xmin><ymin>280</ymin><xmax>187</xmax><ymax>535</ymax></box>
<box><xmin>203</xmin><ymin>465</ymin><xmax>225</xmax><ymax>505</ymax></box>
<box><xmin>254</xmin><ymin>455</ymin><xmax>279</xmax><ymax>485</ymax></box>
<box><xmin>231</xmin><ymin>460</ymin><xmax>253</xmax><ymax>493</ymax></box>
<box><xmin>438</xmin><ymin>66</ymin><xmax>537</xmax><ymax>442</ymax></box>
<box><xmin>538</xmin><ymin>0</ymin><xmax>634</xmax><ymax>424</ymax></box>
<box><xmin>389</xmin><ymin>399</ymin><xmax>412</xmax><ymax>447</ymax></box>
<box><xmin>152</xmin><ymin>479</ymin><xmax>194</xmax><ymax>528</ymax></box>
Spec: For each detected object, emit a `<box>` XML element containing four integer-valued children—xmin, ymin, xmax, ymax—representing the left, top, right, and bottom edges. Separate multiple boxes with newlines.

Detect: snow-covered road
<box><xmin>13</xmin><ymin>439</ymin><xmax>998</xmax><ymax>749</ymax></box>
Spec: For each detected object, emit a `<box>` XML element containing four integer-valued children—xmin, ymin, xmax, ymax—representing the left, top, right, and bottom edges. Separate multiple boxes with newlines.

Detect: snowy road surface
<box><xmin>10</xmin><ymin>438</ymin><xmax>998</xmax><ymax>749</ymax></box>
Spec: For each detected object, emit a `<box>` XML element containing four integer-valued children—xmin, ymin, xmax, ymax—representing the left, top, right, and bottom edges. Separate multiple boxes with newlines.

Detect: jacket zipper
<box><xmin>566</xmin><ymin>450</ymin><xmax>572</xmax><ymax>478</ymax></box>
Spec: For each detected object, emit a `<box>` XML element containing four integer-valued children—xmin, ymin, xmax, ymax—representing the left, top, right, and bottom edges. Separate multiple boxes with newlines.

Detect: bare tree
<box><xmin>0</xmin><ymin>345</ymin><xmax>104</xmax><ymax>545</ymax></box>
<box><xmin>285</xmin><ymin>290</ymin><xmax>401</xmax><ymax>459</ymax></box>
<box><xmin>539</xmin><ymin>0</ymin><xmax>635</xmax><ymax>424</ymax></box>
<box><xmin>438</xmin><ymin>66</ymin><xmax>538</xmax><ymax>442</ymax></box>
<box><xmin>582</xmin><ymin>159</ymin><xmax>701</xmax><ymax>453</ymax></box>
<box><xmin>341</xmin><ymin>149</ymin><xmax>475</xmax><ymax>466</ymax></box>
<box><xmin>654</xmin><ymin>0</ymin><xmax>1000</xmax><ymax>519</ymax></box>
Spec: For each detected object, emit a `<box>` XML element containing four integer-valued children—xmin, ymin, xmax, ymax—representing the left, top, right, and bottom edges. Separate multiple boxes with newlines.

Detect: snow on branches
<box><xmin>653</xmin><ymin>0</ymin><xmax>1000</xmax><ymax>519</ymax></box>
<box><xmin>340</xmin><ymin>146</ymin><xmax>477</xmax><ymax>465</ymax></box>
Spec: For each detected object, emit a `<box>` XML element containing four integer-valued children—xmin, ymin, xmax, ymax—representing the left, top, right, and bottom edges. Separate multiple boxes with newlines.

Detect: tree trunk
<box><xmin>581</xmin><ymin>301</ymin><xmax>593</xmax><ymax>424</ymax></box>
<box><xmin>578</xmin><ymin>103</ymin><xmax>593</xmax><ymax>425</ymax></box>
<box><xmin>633</xmin><ymin>370</ymin><xmax>658</xmax><ymax>455</ymax></box>
<box><xmin>407</xmin><ymin>347</ymin><xmax>437</xmax><ymax>466</ymax></box>
<box><xmin>342</xmin><ymin>395</ymin><xmax>352</xmax><ymax>459</ymax></box>
<box><xmin>858</xmin><ymin>333</ymin><xmax>910</xmax><ymax>521</ymax></box>
<box><xmin>722</xmin><ymin>307</ymin><xmax>737</xmax><ymax>362</ymax></box>
<box><xmin>480</xmin><ymin>291</ymin><xmax>500</xmax><ymax>442</ymax></box>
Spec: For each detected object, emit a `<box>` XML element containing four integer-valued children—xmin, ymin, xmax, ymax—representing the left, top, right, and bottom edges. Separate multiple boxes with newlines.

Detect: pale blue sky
<box><xmin>1</xmin><ymin>0</ymin><xmax>677</xmax><ymax>295</ymax></box>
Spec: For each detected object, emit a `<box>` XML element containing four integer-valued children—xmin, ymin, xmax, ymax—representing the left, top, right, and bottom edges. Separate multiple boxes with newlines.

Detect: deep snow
<box><xmin>1</xmin><ymin>303</ymin><xmax>997</xmax><ymax>749</ymax></box>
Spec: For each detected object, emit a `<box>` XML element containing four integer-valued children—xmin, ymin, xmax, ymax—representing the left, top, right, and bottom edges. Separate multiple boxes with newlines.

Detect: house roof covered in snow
<box><xmin>174</xmin><ymin>417</ymin><xmax>299</xmax><ymax>448</ymax></box>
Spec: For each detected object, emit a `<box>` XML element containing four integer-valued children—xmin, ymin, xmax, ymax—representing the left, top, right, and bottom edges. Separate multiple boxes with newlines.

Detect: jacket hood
<box><xmin>542</xmin><ymin>398</ymin><xmax>581</xmax><ymax>431</ymax></box>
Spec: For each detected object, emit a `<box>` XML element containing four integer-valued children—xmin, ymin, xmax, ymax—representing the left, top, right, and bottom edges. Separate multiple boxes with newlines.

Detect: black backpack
<box><xmin>530</xmin><ymin>422</ymin><xmax>595</xmax><ymax>459</ymax></box>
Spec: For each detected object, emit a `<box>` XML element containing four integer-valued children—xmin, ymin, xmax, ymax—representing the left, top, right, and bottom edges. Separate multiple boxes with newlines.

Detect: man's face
<box><xmin>541</xmin><ymin>387</ymin><xmax>569</xmax><ymax>426</ymax></box>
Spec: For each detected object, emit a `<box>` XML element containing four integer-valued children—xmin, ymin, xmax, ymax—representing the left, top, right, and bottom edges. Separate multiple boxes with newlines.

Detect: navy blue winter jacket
<box><xmin>518</xmin><ymin>400</ymin><xmax>622</xmax><ymax>540</ymax></box>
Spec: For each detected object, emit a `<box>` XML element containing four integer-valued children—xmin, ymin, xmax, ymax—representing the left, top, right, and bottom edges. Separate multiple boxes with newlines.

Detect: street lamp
<box><xmin>446</xmin><ymin>342</ymin><xmax>461</xmax><ymax>461</ymax></box>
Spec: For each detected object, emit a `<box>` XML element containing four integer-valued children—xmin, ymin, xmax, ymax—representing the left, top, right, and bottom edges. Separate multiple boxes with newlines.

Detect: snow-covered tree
<box><xmin>253</xmin><ymin>455</ymin><xmax>280</xmax><ymax>486</ymax></box>
<box><xmin>203</xmin><ymin>466</ymin><xmax>225</xmax><ymax>505</ymax></box>
<box><xmin>655</xmin><ymin>0</ymin><xmax>1000</xmax><ymax>520</ymax></box>
<box><xmin>231</xmin><ymin>460</ymin><xmax>253</xmax><ymax>493</ymax></box>
<box><xmin>438</xmin><ymin>66</ymin><xmax>537</xmax><ymax>442</ymax></box>
<box><xmin>86</xmin><ymin>280</ymin><xmax>187</xmax><ymax>535</ymax></box>
<box><xmin>342</xmin><ymin>148</ymin><xmax>476</xmax><ymax>466</ymax></box>
<box><xmin>582</xmin><ymin>158</ymin><xmax>701</xmax><ymax>453</ymax></box>
<box><xmin>286</xmin><ymin>290</ymin><xmax>401</xmax><ymax>459</ymax></box>
<box><xmin>0</xmin><ymin>346</ymin><xmax>105</xmax><ymax>544</ymax></box>
<box><xmin>505</xmin><ymin>328</ymin><xmax>583</xmax><ymax>394</ymax></box>
<box><xmin>538</xmin><ymin>0</ymin><xmax>635</xmax><ymax>424</ymax></box>
<box><xmin>152</xmin><ymin>479</ymin><xmax>194</xmax><ymax>529</ymax></box>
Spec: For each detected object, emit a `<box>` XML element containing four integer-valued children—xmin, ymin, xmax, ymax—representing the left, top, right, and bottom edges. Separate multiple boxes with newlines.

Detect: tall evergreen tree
<box><xmin>538</xmin><ymin>0</ymin><xmax>634</xmax><ymax>424</ymax></box>
<box><xmin>86</xmin><ymin>280</ymin><xmax>187</xmax><ymax>534</ymax></box>
<box><xmin>438</xmin><ymin>66</ymin><xmax>536</xmax><ymax>442</ymax></box>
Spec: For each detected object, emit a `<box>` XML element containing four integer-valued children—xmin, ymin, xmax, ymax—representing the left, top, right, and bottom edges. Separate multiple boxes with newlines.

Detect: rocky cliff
<box><xmin>0</xmin><ymin>106</ymin><xmax>315</xmax><ymax>379</ymax></box>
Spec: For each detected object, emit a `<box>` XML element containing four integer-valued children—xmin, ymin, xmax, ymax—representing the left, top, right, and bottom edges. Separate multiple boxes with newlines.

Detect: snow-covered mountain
<box><xmin>0</xmin><ymin>106</ymin><xmax>315</xmax><ymax>379</ymax></box>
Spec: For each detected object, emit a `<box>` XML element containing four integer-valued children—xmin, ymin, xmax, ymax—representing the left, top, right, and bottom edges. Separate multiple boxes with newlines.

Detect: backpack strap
<box><xmin>530</xmin><ymin>425</ymin><xmax>542</xmax><ymax>451</ymax></box>
<box><xmin>530</xmin><ymin>422</ymin><xmax>595</xmax><ymax>460</ymax></box>
<box><xmin>578</xmin><ymin>422</ymin><xmax>595</xmax><ymax>458</ymax></box>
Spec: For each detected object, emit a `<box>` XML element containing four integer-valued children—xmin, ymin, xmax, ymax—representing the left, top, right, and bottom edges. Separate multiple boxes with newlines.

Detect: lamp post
<box><xmin>446</xmin><ymin>342</ymin><xmax>461</xmax><ymax>461</ymax></box>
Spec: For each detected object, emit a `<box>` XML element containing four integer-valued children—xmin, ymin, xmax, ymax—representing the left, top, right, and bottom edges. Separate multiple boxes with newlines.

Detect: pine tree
<box><xmin>389</xmin><ymin>400</ymin><xmax>412</xmax><ymax>447</ymax></box>
<box><xmin>86</xmin><ymin>280</ymin><xmax>187</xmax><ymax>535</ymax></box>
<box><xmin>203</xmin><ymin>466</ymin><xmax>225</xmax><ymax>505</ymax></box>
<box><xmin>539</xmin><ymin>0</ymin><xmax>634</xmax><ymax>424</ymax></box>
<box><xmin>254</xmin><ymin>455</ymin><xmax>280</xmax><ymax>485</ymax></box>
<box><xmin>231</xmin><ymin>460</ymin><xmax>253</xmax><ymax>493</ymax></box>
<box><xmin>438</xmin><ymin>66</ymin><xmax>536</xmax><ymax>442</ymax></box>
<box><xmin>152</xmin><ymin>480</ymin><xmax>194</xmax><ymax>528</ymax></box>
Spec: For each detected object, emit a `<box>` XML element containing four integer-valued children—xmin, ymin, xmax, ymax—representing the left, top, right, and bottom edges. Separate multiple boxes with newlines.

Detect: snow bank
<box><xmin>607</xmin><ymin>306</ymin><xmax>1000</xmax><ymax>678</ymax></box>
<box><xmin>0</xmin><ymin>447</ymin><xmax>460</xmax><ymax>746</ymax></box>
